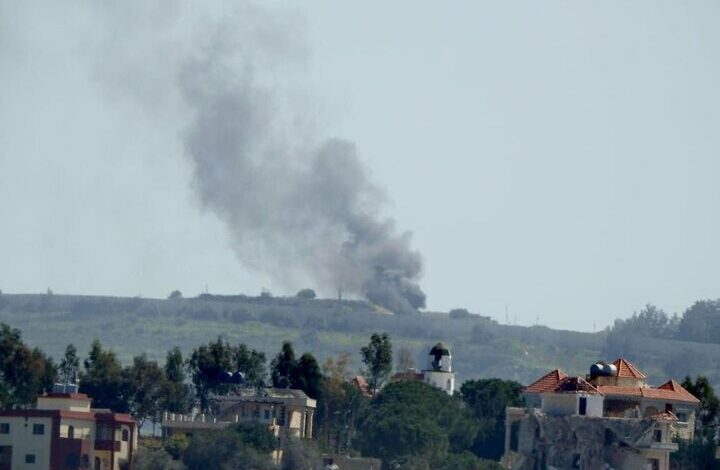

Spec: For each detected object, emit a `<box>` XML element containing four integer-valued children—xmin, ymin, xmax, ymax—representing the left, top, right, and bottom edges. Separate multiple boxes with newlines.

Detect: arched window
<box><xmin>68</xmin><ymin>425</ymin><xmax>75</xmax><ymax>439</ymax></box>
<box><xmin>94</xmin><ymin>457</ymin><xmax>101</xmax><ymax>470</ymax></box>
<box><xmin>446</xmin><ymin>379</ymin><xmax>452</xmax><ymax>390</ymax></box>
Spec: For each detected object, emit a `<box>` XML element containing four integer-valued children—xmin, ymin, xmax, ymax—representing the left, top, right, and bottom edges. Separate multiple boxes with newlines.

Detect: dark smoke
<box><xmin>100</xmin><ymin>4</ymin><xmax>426</xmax><ymax>313</ymax></box>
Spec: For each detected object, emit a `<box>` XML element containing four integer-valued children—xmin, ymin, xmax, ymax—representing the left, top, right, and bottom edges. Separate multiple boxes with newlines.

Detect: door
<box><xmin>0</xmin><ymin>446</ymin><xmax>12</xmax><ymax>470</ymax></box>
<box><xmin>578</xmin><ymin>397</ymin><xmax>588</xmax><ymax>416</ymax></box>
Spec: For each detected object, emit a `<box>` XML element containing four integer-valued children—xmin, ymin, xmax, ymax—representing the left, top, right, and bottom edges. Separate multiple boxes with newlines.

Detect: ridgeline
<box><xmin>1</xmin><ymin>293</ymin><xmax>719</xmax><ymax>388</ymax></box>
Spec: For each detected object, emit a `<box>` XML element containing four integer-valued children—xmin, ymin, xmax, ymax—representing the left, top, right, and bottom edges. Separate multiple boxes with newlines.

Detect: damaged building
<box><xmin>502</xmin><ymin>358</ymin><xmax>700</xmax><ymax>470</ymax></box>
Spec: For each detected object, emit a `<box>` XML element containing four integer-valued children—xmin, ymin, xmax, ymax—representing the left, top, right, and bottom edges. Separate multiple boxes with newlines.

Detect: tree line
<box><xmin>0</xmin><ymin>324</ymin><xmax>523</xmax><ymax>468</ymax></box>
<box><xmin>608</xmin><ymin>300</ymin><xmax>720</xmax><ymax>344</ymax></box>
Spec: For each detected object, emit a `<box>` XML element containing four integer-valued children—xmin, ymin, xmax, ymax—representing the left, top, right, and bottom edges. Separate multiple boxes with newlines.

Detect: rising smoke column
<box><xmin>96</xmin><ymin>3</ymin><xmax>426</xmax><ymax>313</ymax></box>
<box><xmin>177</xmin><ymin>27</ymin><xmax>425</xmax><ymax>314</ymax></box>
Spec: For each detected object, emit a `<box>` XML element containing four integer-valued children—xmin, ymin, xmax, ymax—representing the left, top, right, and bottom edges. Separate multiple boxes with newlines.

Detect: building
<box><xmin>0</xmin><ymin>384</ymin><xmax>137</xmax><ymax>470</ymax></box>
<box><xmin>503</xmin><ymin>358</ymin><xmax>699</xmax><ymax>470</ymax></box>
<box><xmin>162</xmin><ymin>387</ymin><xmax>316</xmax><ymax>462</ymax></box>
<box><xmin>391</xmin><ymin>342</ymin><xmax>456</xmax><ymax>395</ymax></box>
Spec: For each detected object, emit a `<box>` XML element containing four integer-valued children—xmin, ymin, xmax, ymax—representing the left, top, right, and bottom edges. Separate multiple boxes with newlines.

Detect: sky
<box><xmin>1</xmin><ymin>1</ymin><xmax>719</xmax><ymax>331</ymax></box>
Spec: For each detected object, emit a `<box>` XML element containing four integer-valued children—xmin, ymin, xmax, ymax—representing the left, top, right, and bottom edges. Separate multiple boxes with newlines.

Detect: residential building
<box><xmin>0</xmin><ymin>384</ymin><xmax>137</xmax><ymax>470</ymax></box>
<box><xmin>503</xmin><ymin>358</ymin><xmax>699</xmax><ymax>470</ymax></box>
<box><xmin>161</xmin><ymin>387</ymin><xmax>316</xmax><ymax>463</ymax></box>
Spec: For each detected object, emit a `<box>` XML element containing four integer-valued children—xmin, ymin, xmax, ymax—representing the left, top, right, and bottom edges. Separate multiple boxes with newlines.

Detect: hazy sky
<box><xmin>1</xmin><ymin>1</ymin><xmax>719</xmax><ymax>331</ymax></box>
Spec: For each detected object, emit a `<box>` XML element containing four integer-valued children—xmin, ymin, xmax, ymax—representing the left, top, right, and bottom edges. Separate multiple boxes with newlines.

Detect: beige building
<box><xmin>503</xmin><ymin>358</ymin><xmax>699</xmax><ymax>470</ymax></box>
<box><xmin>0</xmin><ymin>385</ymin><xmax>137</xmax><ymax>470</ymax></box>
<box><xmin>162</xmin><ymin>387</ymin><xmax>316</xmax><ymax>462</ymax></box>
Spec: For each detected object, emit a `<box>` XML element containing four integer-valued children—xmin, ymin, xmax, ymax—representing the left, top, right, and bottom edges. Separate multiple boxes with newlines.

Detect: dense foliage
<box><xmin>460</xmin><ymin>378</ymin><xmax>524</xmax><ymax>459</ymax></box>
<box><xmin>0</xmin><ymin>323</ymin><xmax>56</xmax><ymax>407</ymax></box>
<box><xmin>355</xmin><ymin>380</ymin><xmax>506</xmax><ymax>468</ymax></box>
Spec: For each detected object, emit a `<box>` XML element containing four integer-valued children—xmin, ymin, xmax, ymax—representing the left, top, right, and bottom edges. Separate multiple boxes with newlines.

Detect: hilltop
<box><xmin>1</xmin><ymin>293</ymin><xmax>719</xmax><ymax>388</ymax></box>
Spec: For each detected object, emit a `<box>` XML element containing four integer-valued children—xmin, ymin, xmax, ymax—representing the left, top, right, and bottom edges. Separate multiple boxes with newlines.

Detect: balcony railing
<box><xmin>94</xmin><ymin>440</ymin><xmax>121</xmax><ymax>452</ymax></box>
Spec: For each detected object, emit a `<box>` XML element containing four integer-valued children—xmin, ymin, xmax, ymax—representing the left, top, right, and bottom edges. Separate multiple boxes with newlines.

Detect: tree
<box><xmin>355</xmin><ymin>381</ymin><xmax>478</xmax><ymax>466</ymax></box>
<box><xmin>449</xmin><ymin>308</ymin><xmax>471</xmax><ymax>319</ymax></box>
<box><xmin>271</xmin><ymin>342</ymin><xmax>297</xmax><ymax>389</ymax></box>
<box><xmin>292</xmin><ymin>353</ymin><xmax>322</xmax><ymax>399</ymax></box>
<box><xmin>316</xmin><ymin>354</ymin><xmax>367</xmax><ymax>453</ymax></box>
<box><xmin>234</xmin><ymin>344</ymin><xmax>266</xmax><ymax>388</ymax></box>
<box><xmin>168</xmin><ymin>290</ymin><xmax>183</xmax><ymax>300</ymax></box>
<box><xmin>135</xmin><ymin>445</ymin><xmax>185</xmax><ymax>470</ymax></box>
<box><xmin>677</xmin><ymin>300</ymin><xmax>720</xmax><ymax>343</ymax></box>
<box><xmin>181</xmin><ymin>424</ymin><xmax>276</xmax><ymax>470</ymax></box>
<box><xmin>295</xmin><ymin>288</ymin><xmax>316</xmax><ymax>300</ymax></box>
<box><xmin>80</xmin><ymin>339</ymin><xmax>130</xmax><ymax>412</ymax></box>
<box><xmin>0</xmin><ymin>323</ymin><xmax>57</xmax><ymax>407</ymax></box>
<box><xmin>281</xmin><ymin>437</ymin><xmax>319</xmax><ymax>470</ymax></box>
<box><xmin>163</xmin><ymin>347</ymin><xmax>191</xmax><ymax>414</ymax></box>
<box><xmin>59</xmin><ymin>344</ymin><xmax>80</xmax><ymax>384</ymax></box>
<box><xmin>682</xmin><ymin>376</ymin><xmax>719</xmax><ymax>428</ymax></box>
<box><xmin>125</xmin><ymin>354</ymin><xmax>166</xmax><ymax>429</ymax></box>
<box><xmin>187</xmin><ymin>337</ymin><xmax>235</xmax><ymax>411</ymax></box>
<box><xmin>460</xmin><ymin>378</ymin><xmax>524</xmax><ymax>460</ymax></box>
<box><xmin>360</xmin><ymin>333</ymin><xmax>392</xmax><ymax>394</ymax></box>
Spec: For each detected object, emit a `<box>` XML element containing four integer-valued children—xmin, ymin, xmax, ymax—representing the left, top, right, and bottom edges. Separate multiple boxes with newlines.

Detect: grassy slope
<box><xmin>1</xmin><ymin>293</ymin><xmax>717</xmax><ymax>388</ymax></box>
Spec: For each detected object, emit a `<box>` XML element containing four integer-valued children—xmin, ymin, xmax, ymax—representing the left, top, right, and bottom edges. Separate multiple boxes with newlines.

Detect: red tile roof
<box><xmin>612</xmin><ymin>358</ymin><xmax>646</xmax><ymax>379</ymax></box>
<box><xmin>596</xmin><ymin>385</ymin><xmax>642</xmax><ymax>397</ymax></box>
<box><xmin>597</xmin><ymin>382</ymin><xmax>700</xmax><ymax>404</ymax></box>
<box><xmin>351</xmin><ymin>376</ymin><xmax>372</xmax><ymax>397</ymax></box>
<box><xmin>649</xmin><ymin>410</ymin><xmax>679</xmax><ymax>422</ymax></box>
<box><xmin>524</xmin><ymin>369</ymin><xmax>568</xmax><ymax>394</ymax></box>
<box><xmin>650</xmin><ymin>380</ymin><xmax>700</xmax><ymax>403</ymax></box>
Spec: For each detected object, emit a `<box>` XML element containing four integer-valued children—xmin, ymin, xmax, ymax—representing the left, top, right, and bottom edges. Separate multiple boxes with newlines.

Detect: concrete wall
<box><xmin>0</xmin><ymin>416</ymin><xmax>53</xmax><ymax>469</ymax></box>
<box><xmin>424</xmin><ymin>371</ymin><xmax>455</xmax><ymax>394</ymax></box>
<box><xmin>541</xmin><ymin>393</ymin><xmax>603</xmax><ymax>417</ymax></box>
<box><xmin>37</xmin><ymin>397</ymin><xmax>91</xmax><ymax>412</ymax></box>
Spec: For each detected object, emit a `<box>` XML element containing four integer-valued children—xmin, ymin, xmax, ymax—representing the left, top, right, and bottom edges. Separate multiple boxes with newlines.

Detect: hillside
<box><xmin>1</xmin><ymin>293</ymin><xmax>719</xmax><ymax>388</ymax></box>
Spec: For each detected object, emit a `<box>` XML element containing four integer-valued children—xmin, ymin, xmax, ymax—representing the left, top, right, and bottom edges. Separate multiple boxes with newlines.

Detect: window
<box><xmin>578</xmin><ymin>397</ymin><xmax>587</xmax><ymax>416</ymax></box>
<box><xmin>25</xmin><ymin>454</ymin><xmax>36</xmax><ymax>464</ymax></box>
<box><xmin>654</xmin><ymin>430</ymin><xmax>662</xmax><ymax>442</ymax></box>
<box><xmin>264</xmin><ymin>410</ymin><xmax>271</xmax><ymax>420</ymax></box>
<box><xmin>122</xmin><ymin>429</ymin><xmax>129</xmax><ymax>442</ymax></box>
<box><xmin>68</xmin><ymin>425</ymin><xmax>75</xmax><ymax>439</ymax></box>
<box><xmin>81</xmin><ymin>454</ymin><xmax>90</xmax><ymax>467</ymax></box>
<box><xmin>33</xmin><ymin>423</ymin><xmax>44</xmax><ymax>435</ymax></box>
<box><xmin>665</xmin><ymin>403</ymin><xmax>673</xmax><ymax>413</ymax></box>
<box><xmin>0</xmin><ymin>423</ymin><xmax>8</xmax><ymax>434</ymax></box>
<box><xmin>650</xmin><ymin>458</ymin><xmax>660</xmax><ymax>470</ymax></box>
<box><xmin>677</xmin><ymin>412</ymin><xmax>688</xmax><ymax>422</ymax></box>
<box><xmin>94</xmin><ymin>457</ymin><xmax>102</xmax><ymax>470</ymax></box>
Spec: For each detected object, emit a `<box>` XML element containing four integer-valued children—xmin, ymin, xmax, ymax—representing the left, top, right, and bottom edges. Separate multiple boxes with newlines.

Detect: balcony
<box><xmin>94</xmin><ymin>440</ymin><xmax>121</xmax><ymax>452</ymax></box>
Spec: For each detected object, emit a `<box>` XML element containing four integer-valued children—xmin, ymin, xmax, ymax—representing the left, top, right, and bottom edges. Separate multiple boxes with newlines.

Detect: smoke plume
<box><xmin>105</xmin><ymin>4</ymin><xmax>426</xmax><ymax>313</ymax></box>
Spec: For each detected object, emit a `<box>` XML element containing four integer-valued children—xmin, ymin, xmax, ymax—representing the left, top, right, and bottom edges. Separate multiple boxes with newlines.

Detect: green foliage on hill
<box><xmin>2</xmin><ymin>293</ymin><xmax>720</xmax><ymax>390</ymax></box>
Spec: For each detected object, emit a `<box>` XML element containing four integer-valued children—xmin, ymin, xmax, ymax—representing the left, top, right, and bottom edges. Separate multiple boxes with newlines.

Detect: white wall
<box><xmin>0</xmin><ymin>416</ymin><xmax>53</xmax><ymax>469</ymax></box>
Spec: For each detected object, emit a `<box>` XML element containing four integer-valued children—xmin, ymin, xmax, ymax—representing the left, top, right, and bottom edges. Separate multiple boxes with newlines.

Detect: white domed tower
<box><xmin>423</xmin><ymin>342</ymin><xmax>455</xmax><ymax>394</ymax></box>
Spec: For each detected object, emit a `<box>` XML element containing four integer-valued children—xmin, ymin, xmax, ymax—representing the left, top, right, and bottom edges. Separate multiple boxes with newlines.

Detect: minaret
<box><xmin>422</xmin><ymin>342</ymin><xmax>455</xmax><ymax>394</ymax></box>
